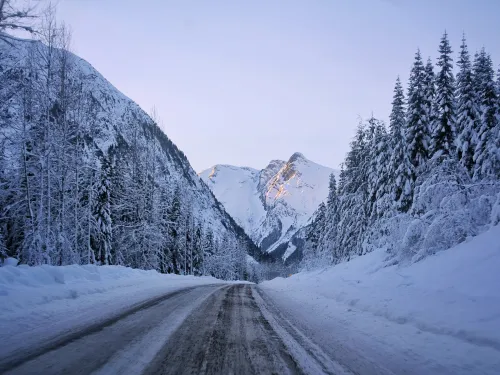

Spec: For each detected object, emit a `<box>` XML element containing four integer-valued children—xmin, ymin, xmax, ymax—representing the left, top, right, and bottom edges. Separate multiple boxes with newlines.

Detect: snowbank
<box><xmin>0</xmin><ymin>264</ymin><xmax>230</xmax><ymax>359</ymax></box>
<box><xmin>0</xmin><ymin>264</ymin><xmax>226</xmax><ymax>316</ymax></box>
<box><xmin>260</xmin><ymin>224</ymin><xmax>500</xmax><ymax>374</ymax></box>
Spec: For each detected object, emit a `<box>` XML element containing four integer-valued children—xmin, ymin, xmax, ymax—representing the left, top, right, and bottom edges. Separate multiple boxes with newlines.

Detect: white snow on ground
<box><xmin>0</xmin><ymin>264</ymin><xmax>232</xmax><ymax>359</ymax></box>
<box><xmin>260</xmin><ymin>224</ymin><xmax>500</xmax><ymax>375</ymax></box>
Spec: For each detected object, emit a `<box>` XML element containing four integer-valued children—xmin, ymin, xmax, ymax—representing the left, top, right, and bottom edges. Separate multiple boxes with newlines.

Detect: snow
<box><xmin>283</xmin><ymin>243</ymin><xmax>297</xmax><ymax>260</ymax></box>
<box><xmin>260</xmin><ymin>224</ymin><xmax>500</xmax><ymax>374</ymax></box>
<box><xmin>200</xmin><ymin>153</ymin><xmax>337</xmax><ymax>259</ymax></box>
<box><xmin>0</xmin><ymin>264</ymin><xmax>231</xmax><ymax>360</ymax></box>
<box><xmin>1</xmin><ymin>257</ymin><xmax>18</xmax><ymax>267</ymax></box>
<box><xmin>199</xmin><ymin>165</ymin><xmax>266</xmax><ymax>235</ymax></box>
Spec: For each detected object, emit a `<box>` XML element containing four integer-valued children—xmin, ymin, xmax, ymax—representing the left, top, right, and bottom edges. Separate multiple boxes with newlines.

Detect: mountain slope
<box><xmin>0</xmin><ymin>35</ymin><xmax>260</xmax><ymax>277</ymax></box>
<box><xmin>200</xmin><ymin>153</ymin><xmax>336</xmax><ymax>261</ymax></box>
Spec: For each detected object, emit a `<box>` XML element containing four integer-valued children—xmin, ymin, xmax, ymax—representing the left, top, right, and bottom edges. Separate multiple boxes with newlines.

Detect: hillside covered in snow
<box><xmin>260</xmin><ymin>224</ymin><xmax>500</xmax><ymax>375</ymax></box>
<box><xmin>200</xmin><ymin>153</ymin><xmax>336</xmax><ymax>262</ymax></box>
<box><xmin>0</xmin><ymin>34</ymin><xmax>260</xmax><ymax>279</ymax></box>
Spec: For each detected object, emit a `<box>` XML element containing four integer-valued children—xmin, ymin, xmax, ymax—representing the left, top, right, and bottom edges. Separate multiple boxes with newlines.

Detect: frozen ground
<box><xmin>0</xmin><ymin>264</ymin><xmax>228</xmax><ymax>368</ymax></box>
<box><xmin>0</xmin><ymin>280</ymin><xmax>345</xmax><ymax>375</ymax></box>
<box><xmin>260</xmin><ymin>224</ymin><xmax>500</xmax><ymax>374</ymax></box>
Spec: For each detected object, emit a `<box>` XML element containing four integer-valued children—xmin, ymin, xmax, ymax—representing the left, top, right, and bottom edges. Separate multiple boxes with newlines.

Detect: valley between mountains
<box><xmin>1</xmin><ymin>1</ymin><xmax>500</xmax><ymax>374</ymax></box>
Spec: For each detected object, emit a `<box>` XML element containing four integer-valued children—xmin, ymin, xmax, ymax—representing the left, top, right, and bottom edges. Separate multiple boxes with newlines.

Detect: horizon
<box><xmin>45</xmin><ymin>0</ymin><xmax>500</xmax><ymax>172</ymax></box>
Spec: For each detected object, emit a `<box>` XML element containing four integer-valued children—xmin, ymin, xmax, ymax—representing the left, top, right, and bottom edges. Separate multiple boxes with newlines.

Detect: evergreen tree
<box><xmin>302</xmin><ymin>202</ymin><xmax>327</xmax><ymax>267</ymax></box>
<box><xmin>423</xmin><ymin>58</ymin><xmax>436</xmax><ymax>140</ymax></box>
<box><xmin>455</xmin><ymin>35</ymin><xmax>480</xmax><ymax>174</ymax></box>
<box><xmin>406</xmin><ymin>49</ymin><xmax>430</xmax><ymax>173</ymax></box>
<box><xmin>473</xmin><ymin>49</ymin><xmax>499</xmax><ymax>180</ymax></box>
<box><xmin>367</xmin><ymin>119</ymin><xmax>390</xmax><ymax>220</ymax></box>
<box><xmin>326</xmin><ymin>173</ymin><xmax>338</xmax><ymax>208</ymax></box>
<box><xmin>337</xmin><ymin>163</ymin><xmax>346</xmax><ymax>195</ymax></box>
<box><xmin>192</xmin><ymin>226</ymin><xmax>203</xmax><ymax>275</ymax></box>
<box><xmin>388</xmin><ymin>77</ymin><xmax>413</xmax><ymax>211</ymax></box>
<box><xmin>342</xmin><ymin>121</ymin><xmax>368</xmax><ymax>194</ymax></box>
<box><xmin>95</xmin><ymin>160</ymin><xmax>112</xmax><ymax>265</ymax></box>
<box><xmin>167</xmin><ymin>189</ymin><xmax>181</xmax><ymax>273</ymax></box>
<box><xmin>432</xmin><ymin>32</ymin><xmax>456</xmax><ymax>158</ymax></box>
<box><xmin>319</xmin><ymin>174</ymin><xmax>340</xmax><ymax>261</ymax></box>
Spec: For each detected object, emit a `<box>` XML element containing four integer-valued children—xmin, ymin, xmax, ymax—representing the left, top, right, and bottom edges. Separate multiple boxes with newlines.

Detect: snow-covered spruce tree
<box><xmin>201</xmin><ymin>229</ymin><xmax>215</xmax><ymax>275</ymax></box>
<box><xmin>455</xmin><ymin>35</ymin><xmax>480</xmax><ymax>175</ymax></box>
<box><xmin>301</xmin><ymin>202</ymin><xmax>327</xmax><ymax>269</ymax></box>
<box><xmin>192</xmin><ymin>226</ymin><xmax>203</xmax><ymax>275</ymax></box>
<box><xmin>341</xmin><ymin>120</ymin><xmax>368</xmax><ymax>195</ymax></box>
<box><xmin>326</xmin><ymin>173</ymin><xmax>338</xmax><ymax>209</ymax></box>
<box><xmin>316</xmin><ymin>173</ymin><xmax>340</xmax><ymax>262</ymax></box>
<box><xmin>334</xmin><ymin>119</ymin><xmax>373</xmax><ymax>260</ymax></box>
<box><xmin>406</xmin><ymin>49</ymin><xmax>430</xmax><ymax>175</ymax></box>
<box><xmin>166</xmin><ymin>188</ymin><xmax>182</xmax><ymax>273</ymax></box>
<box><xmin>432</xmin><ymin>32</ymin><xmax>456</xmax><ymax>159</ymax></box>
<box><xmin>337</xmin><ymin>163</ymin><xmax>346</xmax><ymax>194</ymax></box>
<box><xmin>388</xmin><ymin>77</ymin><xmax>413</xmax><ymax>212</ymax></box>
<box><xmin>94</xmin><ymin>160</ymin><xmax>113</xmax><ymax>265</ymax></box>
<box><xmin>473</xmin><ymin>49</ymin><xmax>499</xmax><ymax>180</ymax></box>
<box><xmin>423</xmin><ymin>58</ymin><xmax>437</xmax><ymax>145</ymax></box>
<box><xmin>367</xmin><ymin>118</ymin><xmax>391</xmax><ymax>220</ymax></box>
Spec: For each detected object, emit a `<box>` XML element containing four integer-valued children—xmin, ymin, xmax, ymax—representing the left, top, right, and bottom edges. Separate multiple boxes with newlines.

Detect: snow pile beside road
<box><xmin>260</xmin><ymin>224</ymin><xmax>500</xmax><ymax>374</ymax></box>
<box><xmin>0</xmin><ymin>264</ymin><xmax>225</xmax><ymax>316</ymax></box>
<box><xmin>0</xmin><ymin>263</ymin><xmax>228</xmax><ymax>352</ymax></box>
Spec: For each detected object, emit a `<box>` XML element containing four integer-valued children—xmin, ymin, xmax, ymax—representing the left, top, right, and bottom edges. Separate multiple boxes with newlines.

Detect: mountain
<box><xmin>0</xmin><ymin>35</ymin><xmax>260</xmax><ymax>279</ymax></box>
<box><xmin>200</xmin><ymin>153</ymin><xmax>336</xmax><ymax>261</ymax></box>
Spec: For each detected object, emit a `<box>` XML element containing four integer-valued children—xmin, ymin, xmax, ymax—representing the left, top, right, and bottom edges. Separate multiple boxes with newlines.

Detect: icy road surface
<box><xmin>1</xmin><ymin>284</ymin><xmax>346</xmax><ymax>375</ymax></box>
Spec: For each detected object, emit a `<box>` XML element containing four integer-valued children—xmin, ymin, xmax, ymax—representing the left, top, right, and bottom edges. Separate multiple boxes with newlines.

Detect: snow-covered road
<box><xmin>2</xmin><ymin>280</ymin><xmax>499</xmax><ymax>374</ymax></box>
<box><xmin>2</xmin><ymin>284</ymin><xmax>346</xmax><ymax>375</ymax></box>
<box><xmin>1</xmin><ymin>284</ymin><xmax>223</xmax><ymax>374</ymax></box>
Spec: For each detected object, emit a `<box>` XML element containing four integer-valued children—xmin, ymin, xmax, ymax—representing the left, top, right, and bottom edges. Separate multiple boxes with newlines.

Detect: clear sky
<box><xmin>49</xmin><ymin>0</ymin><xmax>500</xmax><ymax>172</ymax></box>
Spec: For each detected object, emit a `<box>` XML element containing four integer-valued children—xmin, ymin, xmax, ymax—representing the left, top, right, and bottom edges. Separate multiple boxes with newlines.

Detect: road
<box><xmin>0</xmin><ymin>284</ymin><xmax>347</xmax><ymax>375</ymax></box>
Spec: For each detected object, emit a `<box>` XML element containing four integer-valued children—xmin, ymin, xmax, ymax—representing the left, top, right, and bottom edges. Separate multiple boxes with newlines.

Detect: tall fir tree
<box><xmin>367</xmin><ymin>118</ymin><xmax>390</xmax><ymax>220</ymax></box>
<box><xmin>337</xmin><ymin>163</ymin><xmax>346</xmax><ymax>195</ymax></box>
<box><xmin>423</xmin><ymin>58</ymin><xmax>437</xmax><ymax>140</ymax></box>
<box><xmin>432</xmin><ymin>32</ymin><xmax>456</xmax><ymax>159</ymax></box>
<box><xmin>303</xmin><ymin>202</ymin><xmax>327</xmax><ymax>266</ymax></box>
<box><xmin>326</xmin><ymin>173</ymin><xmax>338</xmax><ymax>208</ymax></box>
<box><xmin>473</xmin><ymin>49</ymin><xmax>499</xmax><ymax>180</ymax></box>
<box><xmin>455</xmin><ymin>35</ymin><xmax>480</xmax><ymax>174</ymax></box>
<box><xmin>388</xmin><ymin>77</ymin><xmax>413</xmax><ymax>211</ymax></box>
<box><xmin>95</xmin><ymin>160</ymin><xmax>113</xmax><ymax>265</ymax></box>
<box><xmin>319</xmin><ymin>174</ymin><xmax>340</xmax><ymax>261</ymax></box>
<box><xmin>406</xmin><ymin>49</ymin><xmax>430</xmax><ymax>173</ymax></box>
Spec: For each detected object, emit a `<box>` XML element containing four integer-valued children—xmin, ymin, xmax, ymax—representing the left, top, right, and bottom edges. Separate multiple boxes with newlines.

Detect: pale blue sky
<box><xmin>52</xmin><ymin>0</ymin><xmax>499</xmax><ymax>171</ymax></box>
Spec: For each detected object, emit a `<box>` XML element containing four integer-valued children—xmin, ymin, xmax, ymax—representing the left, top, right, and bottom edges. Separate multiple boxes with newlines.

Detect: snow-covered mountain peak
<box><xmin>200</xmin><ymin>153</ymin><xmax>337</xmax><ymax>261</ymax></box>
<box><xmin>288</xmin><ymin>152</ymin><xmax>307</xmax><ymax>164</ymax></box>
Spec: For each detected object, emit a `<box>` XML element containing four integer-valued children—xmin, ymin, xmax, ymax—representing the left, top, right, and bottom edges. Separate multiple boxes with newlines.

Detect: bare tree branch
<box><xmin>0</xmin><ymin>0</ymin><xmax>38</xmax><ymax>42</ymax></box>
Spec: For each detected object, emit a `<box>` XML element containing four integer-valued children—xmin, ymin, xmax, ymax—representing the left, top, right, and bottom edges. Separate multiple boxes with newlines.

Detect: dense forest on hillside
<box><xmin>0</xmin><ymin>5</ymin><xmax>265</xmax><ymax>280</ymax></box>
<box><xmin>303</xmin><ymin>33</ymin><xmax>500</xmax><ymax>269</ymax></box>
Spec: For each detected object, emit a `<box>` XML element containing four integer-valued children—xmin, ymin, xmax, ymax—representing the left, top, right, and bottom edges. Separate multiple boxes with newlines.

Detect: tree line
<box><xmin>0</xmin><ymin>8</ymin><xmax>258</xmax><ymax>280</ymax></box>
<box><xmin>303</xmin><ymin>32</ymin><xmax>500</xmax><ymax>268</ymax></box>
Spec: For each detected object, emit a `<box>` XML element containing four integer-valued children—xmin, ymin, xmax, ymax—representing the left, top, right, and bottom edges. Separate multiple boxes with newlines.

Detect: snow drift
<box><xmin>260</xmin><ymin>224</ymin><xmax>500</xmax><ymax>374</ymax></box>
<box><xmin>0</xmin><ymin>262</ymin><xmax>232</xmax><ymax>359</ymax></box>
